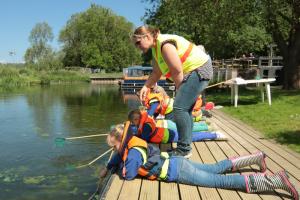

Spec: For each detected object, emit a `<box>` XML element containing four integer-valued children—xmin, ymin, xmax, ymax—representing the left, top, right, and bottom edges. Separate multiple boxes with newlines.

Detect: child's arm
<box><xmin>106</xmin><ymin>152</ymin><xmax>122</xmax><ymax>170</ymax></box>
<box><xmin>140</xmin><ymin>123</ymin><xmax>154</xmax><ymax>142</ymax></box>
<box><xmin>123</xmin><ymin>148</ymin><xmax>144</xmax><ymax>180</ymax></box>
<box><xmin>99</xmin><ymin>152</ymin><xmax>121</xmax><ymax>178</ymax></box>
<box><xmin>147</xmin><ymin>102</ymin><xmax>160</xmax><ymax>117</ymax></box>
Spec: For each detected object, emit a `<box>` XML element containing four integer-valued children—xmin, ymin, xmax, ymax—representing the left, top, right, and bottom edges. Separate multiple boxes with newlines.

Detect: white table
<box><xmin>226</xmin><ymin>78</ymin><xmax>276</xmax><ymax>107</ymax></box>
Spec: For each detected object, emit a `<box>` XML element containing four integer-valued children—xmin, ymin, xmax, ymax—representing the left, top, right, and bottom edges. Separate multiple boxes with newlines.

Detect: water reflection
<box><xmin>0</xmin><ymin>84</ymin><xmax>132</xmax><ymax>200</ymax></box>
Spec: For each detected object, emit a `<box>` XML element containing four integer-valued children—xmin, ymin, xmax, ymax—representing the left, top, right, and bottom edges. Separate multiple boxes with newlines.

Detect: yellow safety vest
<box><xmin>152</xmin><ymin>34</ymin><xmax>209</xmax><ymax>78</ymax></box>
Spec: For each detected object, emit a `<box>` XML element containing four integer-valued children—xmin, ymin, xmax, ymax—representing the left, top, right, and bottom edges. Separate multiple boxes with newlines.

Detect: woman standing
<box><xmin>133</xmin><ymin>26</ymin><xmax>213</xmax><ymax>157</ymax></box>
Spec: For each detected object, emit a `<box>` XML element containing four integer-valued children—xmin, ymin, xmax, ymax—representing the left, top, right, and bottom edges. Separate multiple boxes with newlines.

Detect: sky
<box><xmin>0</xmin><ymin>0</ymin><xmax>151</xmax><ymax>63</ymax></box>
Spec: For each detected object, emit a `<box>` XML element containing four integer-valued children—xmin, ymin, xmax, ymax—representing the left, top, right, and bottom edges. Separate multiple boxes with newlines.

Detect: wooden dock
<box><xmin>101</xmin><ymin>110</ymin><xmax>300</xmax><ymax>200</ymax></box>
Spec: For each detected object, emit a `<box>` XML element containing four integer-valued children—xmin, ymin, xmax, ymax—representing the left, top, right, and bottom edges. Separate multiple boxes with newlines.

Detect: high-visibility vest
<box><xmin>152</xmin><ymin>34</ymin><xmax>209</xmax><ymax>79</ymax></box>
<box><xmin>121</xmin><ymin>136</ymin><xmax>169</xmax><ymax>180</ymax></box>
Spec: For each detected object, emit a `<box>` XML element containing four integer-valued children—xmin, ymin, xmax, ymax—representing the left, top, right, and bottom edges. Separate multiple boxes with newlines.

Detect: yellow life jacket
<box><xmin>152</xmin><ymin>34</ymin><xmax>209</xmax><ymax>79</ymax></box>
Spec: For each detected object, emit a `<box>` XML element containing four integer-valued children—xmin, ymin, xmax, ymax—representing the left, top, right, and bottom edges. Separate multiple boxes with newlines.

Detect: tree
<box><xmin>143</xmin><ymin>0</ymin><xmax>300</xmax><ymax>89</ymax></box>
<box><xmin>143</xmin><ymin>0</ymin><xmax>271</xmax><ymax>58</ymax></box>
<box><xmin>261</xmin><ymin>0</ymin><xmax>300</xmax><ymax>89</ymax></box>
<box><xmin>59</xmin><ymin>4</ymin><xmax>142</xmax><ymax>71</ymax></box>
<box><xmin>24</xmin><ymin>22</ymin><xmax>54</xmax><ymax>65</ymax></box>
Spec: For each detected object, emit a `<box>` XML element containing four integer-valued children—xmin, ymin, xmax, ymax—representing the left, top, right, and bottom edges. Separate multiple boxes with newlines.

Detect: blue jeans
<box><xmin>173</xmin><ymin>71</ymin><xmax>209</xmax><ymax>152</ymax></box>
<box><xmin>174</xmin><ymin>157</ymin><xmax>246</xmax><ymax>190</ymax></box>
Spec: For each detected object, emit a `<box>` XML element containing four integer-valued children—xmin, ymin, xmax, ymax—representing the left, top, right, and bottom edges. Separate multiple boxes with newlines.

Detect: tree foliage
<box><xmin>59</xmin><ymin>4</ymin><xmax>142</xmax><ymax>72</ymax></box>
<box><xmin>261</xmin><ymin>0</ymin><xmax>300</xmax><ymax>89</ymax></box>
<box><xmin>143</xmin><ymin>0</ymin><xmax>300</xmax><ymax>89</ymax></box>
<box><xmin>24</xmin><ymin>22</ymin><xmax>54</xmax><ymax>65</ymax></box>
<box><xmin>143</xmin><ymin>0</ymin><xmax>271</xmax><ymax>58</ymax></box>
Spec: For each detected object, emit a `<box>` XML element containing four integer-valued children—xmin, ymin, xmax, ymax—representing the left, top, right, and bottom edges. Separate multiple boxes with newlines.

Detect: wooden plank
<box><xmin>214</xmin><ymin>109</ymin><xmax>300</xmax><ymax>160</ymax></box>
<box><xmin>213</xmin><ymin>112</ymin><xmax>300</xmax><ymax>181</ymax></box>
<box><xmin>212</xmin><ymin>118</ymin><xmax>282</xmax><ymax>200</ymax></box>
<box><xmin>159</xmin><ymin>143</ymin><xmax>181</xmax><ymax>200</ymax></box>
<box><xmin>205</xmin><ymin>141</ymin><xmax>242</xmax><ymax>200</ymax></box>
<box><xmin>139</xmin><ymin>179</ymin><xmax>159</xmax><ymax>200</ymax></box>
<box><xmin>103</xmin><ymin>175</ymin><xmax>124</xmax><ymax>200</ymax></box>
<box><xmin>215</xmin><ymin>109</ymin><xmax>300</xmax><ymax>164</ymax></box>
<box><xmin>178</xmin><ymin>184</ymin><xmax>201</xmax><ymax>200</ymax></box>
<box><xmin>177</xmin><ymin>143</ymin><xmax>204</xmax><ymax>200</ymax></box>
<box><xmin>214</xmin><ymin>110</ymin><xmax>300</xmax><ymax>167</ymax></box>
<box><xmin>118</xmin><ymin>179</ymin><xmax>141</xmax><ymax>200</ymax></box>
<box><xmin>160</xmin><ymin>182</ymin><xmax>181</xmax><ymax>200</ymax></box>
<box><xmin>193</xmin><ymin>142</ymin><xmax>222</xmax><ymax>200</ymax></box>
<box><xmin>217</xmin><ymin>141</ymin><xmax>269</xmax><ymax>200</ymax></box>
<box><xmin>103</xmin><ymin>109</ymin><xmax>300</xmax><ymax>200</ymax></box>
<box><xmin>212</xmin><ymin>115</ymin><xmax>300</xmax><ymax>199</ymax></box>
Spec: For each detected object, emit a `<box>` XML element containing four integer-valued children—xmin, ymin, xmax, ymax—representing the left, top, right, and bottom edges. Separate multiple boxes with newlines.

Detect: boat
<box><xmin>120</xmin><ymin>66</ymin><xmax>175</xmax><ymax>92</ymax></box>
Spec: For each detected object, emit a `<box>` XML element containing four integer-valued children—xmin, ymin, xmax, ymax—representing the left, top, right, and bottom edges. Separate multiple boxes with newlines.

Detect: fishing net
<box><xmin>55</xmin><ymin>138</ymin><xmax>66</xmax><ymax>147</ymax></box>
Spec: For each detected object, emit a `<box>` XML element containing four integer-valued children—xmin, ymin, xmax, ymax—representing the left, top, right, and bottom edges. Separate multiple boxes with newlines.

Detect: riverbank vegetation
<box><xmin>0</xmin><ymin>64</ymin><xmax>89</xmax><ymax>87</ymax></box>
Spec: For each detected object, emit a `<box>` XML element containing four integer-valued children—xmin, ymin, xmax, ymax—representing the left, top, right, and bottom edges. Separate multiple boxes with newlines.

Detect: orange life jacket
<box><xmin>121</xmin><ymin>136</ymin><xmax>157</xmax><ymax>180</ymax></box>
<box><xmin>138</xmin><ymin>111</ymin><xmax>166</xmax><ymax>144</ymax></box>
<box><xmin>193</xmin><ymin>95</ymin><xmax>203</xmax><ymax>112</ymax></box>
<box><xmin>144</xmin><ymin>93</ymin><xmax>172</xmax><ymax>116</ymax></box>
<box><xmin>138</xmin><ymin>111</ymin><xmax>156</xmax><ymax>135</ymax></box>
<box><xmin>144</xmin><ymin>93</ymin><xmax>164</xmax><ymax>108</ymax></box>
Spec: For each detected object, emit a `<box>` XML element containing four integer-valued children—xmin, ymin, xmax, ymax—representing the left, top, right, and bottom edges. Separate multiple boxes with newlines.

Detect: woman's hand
<box><xmin>99</xmin><ymin>167</ymin><xmax>108</xmax><ymax>178</ymax></box>
<box><xmin>139</xmin><ymin>85</ymin><xmax>149</xmax><ymax>101</ymax></box>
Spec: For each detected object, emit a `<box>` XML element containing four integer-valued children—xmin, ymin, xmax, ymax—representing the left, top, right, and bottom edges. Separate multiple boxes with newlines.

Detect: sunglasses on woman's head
<box><xmin>135</xmin><ymin>40</ymin><xmax>141</xmax><ymax>47</ymax></box>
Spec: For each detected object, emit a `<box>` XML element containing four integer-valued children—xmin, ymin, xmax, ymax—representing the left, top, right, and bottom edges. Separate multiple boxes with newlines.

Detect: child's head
<box><xmin>106</xmin><ymin>124</ymin><xmax>124</xmax><ymax>150</ymax></box>
<box><xmin>152</xmin><ymin>85</ymin><xmax>167</xmax><ymax>97</ymax></box>
<box><xmin>128</xmin><ymin>109</ymin><xmax>142</xmax><ymax>126</ymax></box>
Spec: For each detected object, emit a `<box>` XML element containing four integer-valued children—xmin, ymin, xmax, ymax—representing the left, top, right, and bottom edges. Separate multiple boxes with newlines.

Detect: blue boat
<box><xmin>120</xmin><ymin>66</ymin><xmax>174</xmax><ymax>92</ymax></box>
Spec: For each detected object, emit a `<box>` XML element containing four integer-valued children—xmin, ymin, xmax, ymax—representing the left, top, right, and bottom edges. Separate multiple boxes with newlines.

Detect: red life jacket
<box><xmin>138</xmin><ymin>111</ymin><xmax>165</xmax><ymax>144</ymax></box>
<box><xmin>138</xmin><ymin>111</ymin><xmax>156</xmax><ymax>135</ymax></box>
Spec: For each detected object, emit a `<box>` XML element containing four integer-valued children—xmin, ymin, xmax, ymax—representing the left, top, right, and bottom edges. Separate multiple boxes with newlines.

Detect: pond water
<box><xmin>0</xmin><ymin>84</ymin><xmax>140</xmax><ymax>200</ymax></box>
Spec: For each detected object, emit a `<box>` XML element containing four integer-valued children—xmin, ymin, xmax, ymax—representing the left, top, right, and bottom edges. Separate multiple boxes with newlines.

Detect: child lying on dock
<box><xmin>143</xmin><ymin>86</ymin><xmax>212</xmax><ymax>122</ymax></box>
<box><xmin>99</xmin><ymin>122</ymin><xmax>298</xmax><ymax>200</ymax></box>
<box><xmin>128</xmin><ymin>108</ymin><xmax>227</xmax><ymax>144</ymax></box>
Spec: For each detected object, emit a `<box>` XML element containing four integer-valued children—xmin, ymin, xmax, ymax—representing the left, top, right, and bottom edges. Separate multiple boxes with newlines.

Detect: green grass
<box><xmin>206</xmin><ymin>87</ymin><xmax>300</xmax><ymax>153</ymax></box>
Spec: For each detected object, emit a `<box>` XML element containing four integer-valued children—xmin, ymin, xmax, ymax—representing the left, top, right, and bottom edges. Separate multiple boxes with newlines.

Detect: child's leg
<box><xmin>192</xmin><ymin>121</ymin><xmax>209</xmax><ymax>131</ymax></box>
<box><xmin>188</xmin><ymin>158</ymin><xmax>233</xmax><ymax>174</ymax></box>
<box><xmin>166</xmin><ymin>120</ymin><xmax>209</xmax><ymax>132</ymax></box>
<box><xmin>176</xmin><ymin>158</ymin><xmax>246</xmax><ymax>190</ymax></box>
<box><xmin>192</xmin><ymin>131</ymin><xmax>217</xmax><ymax>141</ymax></box>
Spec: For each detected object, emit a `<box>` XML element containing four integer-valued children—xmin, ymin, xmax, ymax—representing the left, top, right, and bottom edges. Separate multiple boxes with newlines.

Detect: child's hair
<box><xmin>152</xmin><ymin>85</ymin><xmax>168</xmax><ymax>98</ymax></box>
<box><xmin>107</xmin><ymin>124</ymin><xmax>124</xmax><ymax>142</ymax></box>
<box><xmin>128</xmin><ymin>109</ymin><xmax>141</xmax><ymax>121</ymax></box>
<box><xmin>132</xmin><ymin>25</ymin><xmax>160</xmax><ymax>40</ymax></box>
